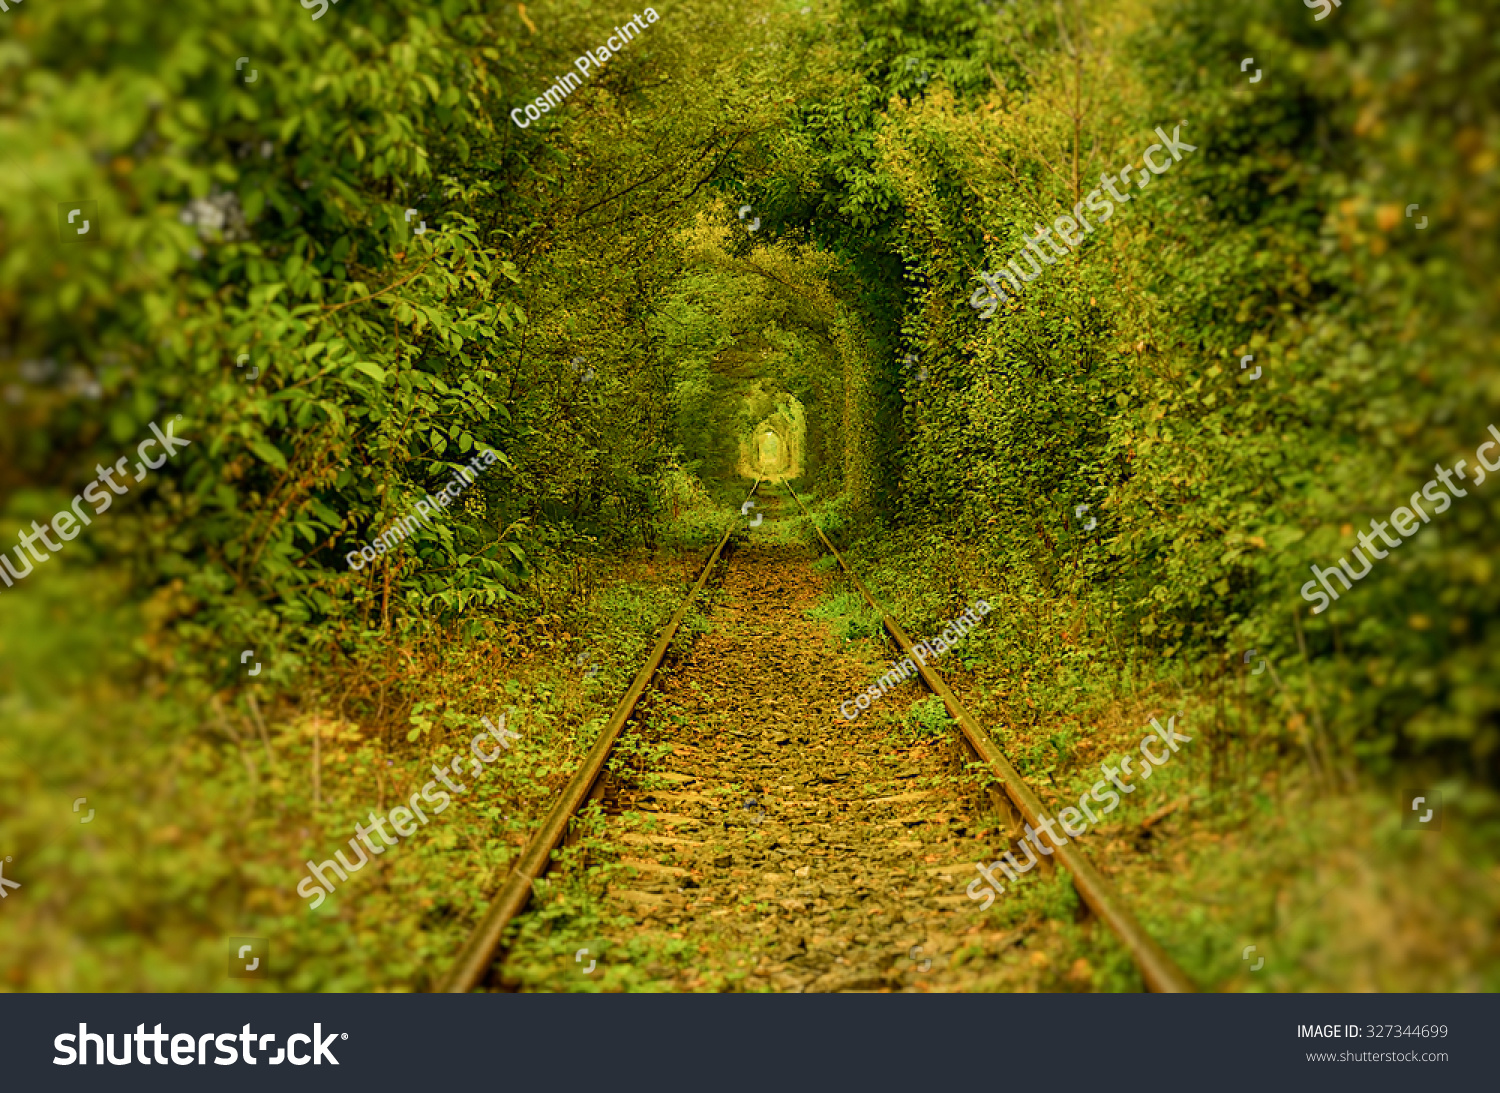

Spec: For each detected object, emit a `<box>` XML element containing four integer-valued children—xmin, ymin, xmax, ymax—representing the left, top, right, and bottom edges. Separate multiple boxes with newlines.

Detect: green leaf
<box><xmin>250</xmin><ymin>440</ymin><xmax>288</xmax><ymax>471</ymax></box>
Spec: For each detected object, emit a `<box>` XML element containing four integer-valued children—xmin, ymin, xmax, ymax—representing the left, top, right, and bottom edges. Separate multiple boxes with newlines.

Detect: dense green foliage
<box><xmin>1</xmin><ymin>0</ymin><xmax>1495</xmax><ymax>990</ymax></box>
<box><xmin>756</xmin><ymin>0</ymin><xmax>1500</xmax><ymax>779</ymax></box>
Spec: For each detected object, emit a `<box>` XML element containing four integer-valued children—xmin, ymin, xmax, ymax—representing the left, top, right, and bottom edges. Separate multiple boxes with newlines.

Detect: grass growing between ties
<box><xmin>902</xmin><ymin>696</ymin><xmax>955</xmax><ymax>741</ymax></box>
<box><xmin>806</xmin><ymin>590</ymin><xmax>885</xmax><ymax>644</ymax></box>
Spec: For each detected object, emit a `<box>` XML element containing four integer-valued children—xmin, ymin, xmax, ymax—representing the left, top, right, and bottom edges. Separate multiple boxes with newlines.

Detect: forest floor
<box><xmin>498</xmin><ymin>494</ymin><xmax>1130</xmax><ymax>992</ymax></box>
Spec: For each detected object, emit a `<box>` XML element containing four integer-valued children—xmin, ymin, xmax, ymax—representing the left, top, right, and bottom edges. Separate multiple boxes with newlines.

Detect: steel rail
<box><xmin>437</xmin><ymin>478</ymin><xmax>763</xmax><ymax>993</ymax></box>
<box><xmin>778</xmin><ymin>481</ymin><xmax>1195</xmax><ymax>994</ymax></box>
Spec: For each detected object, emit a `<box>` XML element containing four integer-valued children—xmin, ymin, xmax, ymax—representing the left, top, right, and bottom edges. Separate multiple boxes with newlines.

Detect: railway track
<box><xmin>438</xmin><ymin>480</ymin><xmax>1193</xmax><ymax>993</ymax></box>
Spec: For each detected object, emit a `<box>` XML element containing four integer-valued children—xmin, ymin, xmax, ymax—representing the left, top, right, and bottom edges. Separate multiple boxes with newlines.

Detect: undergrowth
<box><xmin>800</xmin><ymin>503</ymin><xmax>1500</xmax><ymax>991</ymax></box>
